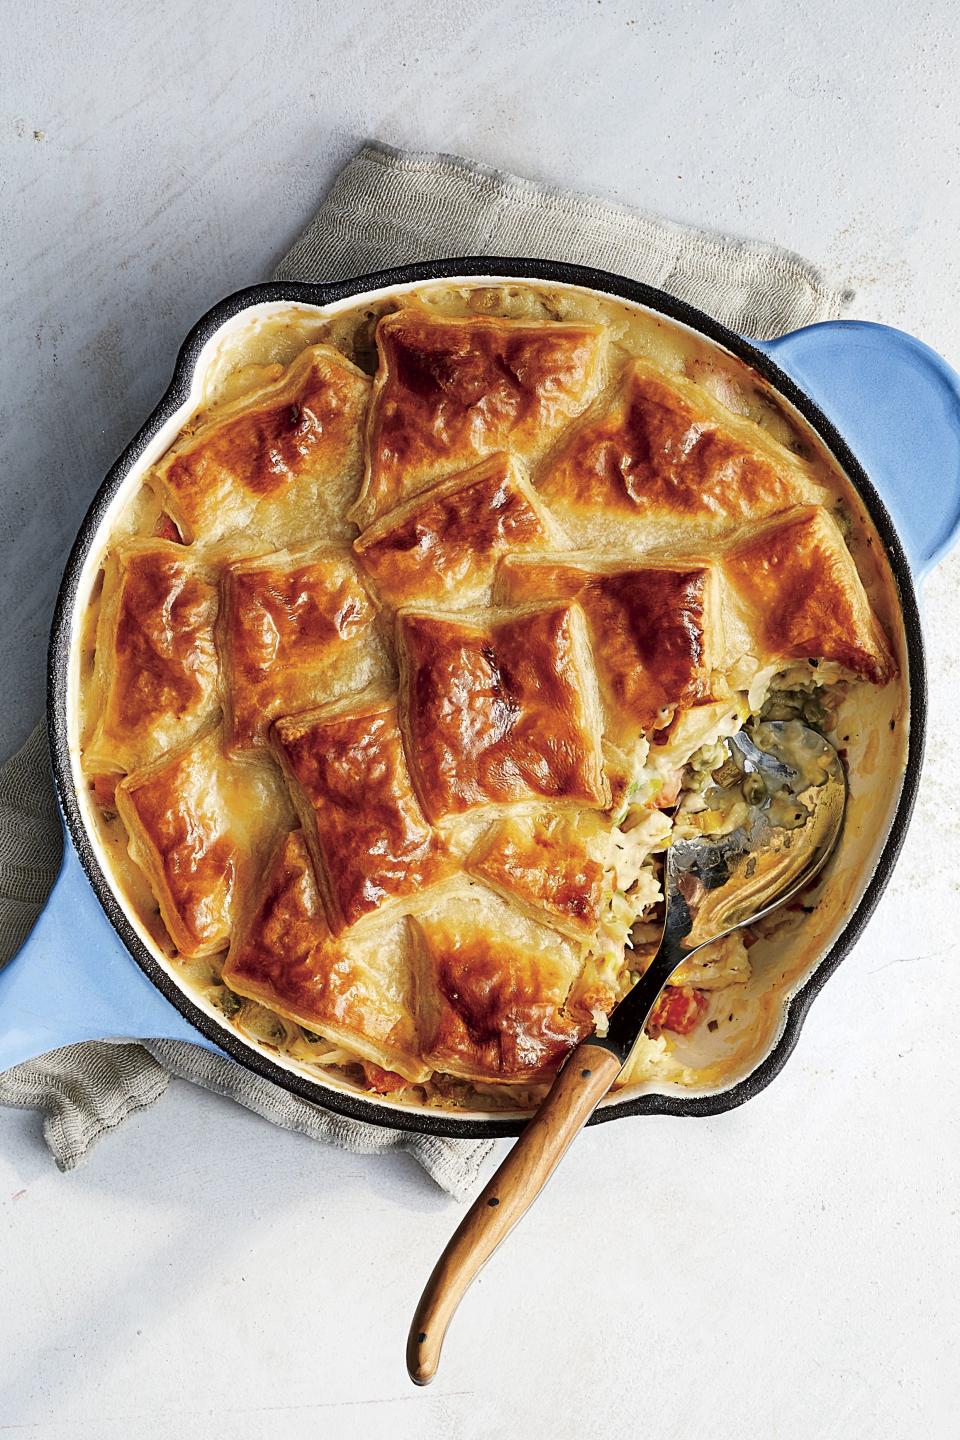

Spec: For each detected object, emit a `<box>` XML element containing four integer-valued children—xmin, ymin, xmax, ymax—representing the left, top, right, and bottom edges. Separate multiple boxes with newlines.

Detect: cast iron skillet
<box><xmin>7</xmin><ymin>256</ymin><xmax>958</xmax><ymax>1138</ymax></box>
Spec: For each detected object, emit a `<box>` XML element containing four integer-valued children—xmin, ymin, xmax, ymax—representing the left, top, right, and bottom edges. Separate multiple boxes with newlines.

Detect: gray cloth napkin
<box><xmin>0</xmin><ymin>141</ymin><xmax>850</xmax><ymax>1197</ymax></box>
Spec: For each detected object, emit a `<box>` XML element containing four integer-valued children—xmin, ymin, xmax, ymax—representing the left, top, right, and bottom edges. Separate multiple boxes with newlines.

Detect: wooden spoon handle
<box><xmin>406</xmin><ymin>1039</ymin><xmax>623</xmax><ymax>1385</ymax></box>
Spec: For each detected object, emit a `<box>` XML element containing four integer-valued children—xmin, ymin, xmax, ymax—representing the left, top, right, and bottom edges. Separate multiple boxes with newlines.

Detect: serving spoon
<box><xmin>407</xmin><ymin>719</ymin><xmax>846</xmax><ymax>1385</ymax></box>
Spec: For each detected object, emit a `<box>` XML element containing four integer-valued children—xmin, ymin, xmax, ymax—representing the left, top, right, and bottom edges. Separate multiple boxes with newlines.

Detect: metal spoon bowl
<box><xmin>408</xmin><ymin>721</ymin><xmax>847</xmax><ymax>1385</ymax></box>
<box><xmin>606</xmin><ymin>720</ymin><xmax>845</xmax><ymax>1054</ymax></box>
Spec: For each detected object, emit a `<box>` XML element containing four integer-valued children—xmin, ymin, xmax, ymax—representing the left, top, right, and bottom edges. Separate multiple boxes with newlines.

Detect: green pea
<box><xmin>742</xmin><ymin>773</ymin><xmax>767</xmax><ymax>806</ymax></box>
<box><xmin>802</xmin><ymin>696</ymin><xmax>827</xmax><ymax>727</ymax></box>
<box><xmin>219</xmin><ymin>988</ymin><xmax>242</xmax><ymax>1018</ymax></box>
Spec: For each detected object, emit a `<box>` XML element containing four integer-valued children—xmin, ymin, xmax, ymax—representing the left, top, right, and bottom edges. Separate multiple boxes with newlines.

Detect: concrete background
<box><xmin>2</xmin><ymin>2</ymin><xmax>959</xmax><ymax>1436</ymax></box>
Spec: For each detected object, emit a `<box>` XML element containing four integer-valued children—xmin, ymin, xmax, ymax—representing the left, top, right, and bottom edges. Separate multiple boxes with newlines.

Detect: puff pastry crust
<box><xmin>538</xmin><ymin>358</ymin><xmax>828</xmax><ymax>547</ymax></box>
<box><xmin>352</xmin><ymin>310</ymin><xmax>606</xmax><ymax>527</ymax></box>
<box><xmin>223</xmin><ymin>830</ymin><xmax>429</xmax><ymax>1082</ymax></box>
<box><xmin>85</xmin><ymin>288</ymin><xmax>899</xmax><ymax>1099</ymax></box>
<box><xmin>353</xmin><ymin>451</ymin><xmax>566</xmax><ymax>611</ymax></box>
<box><xmin>396</xmin><ymin>603</ymin><xmax>610</xmax><ymax>821</ymax></box>
<box><xmin>84</xmin><ymin>539</ymin><xmax>219</xmax><ymax>776</ymax></box>
<box><xmin>150</xmin><ymin>345</ymin><xmax>370</xmax><ymax>547</ymax></box>
<box><xmin>272</xmin><ymin>694</ymin><xmax>454</xmax><ymax>934</ymax></box>
<box><xmin>466</xmin><ymin>811</ymin><xmax>607</xmax><ymax>943</ymax></box>
<box><xmin>723</xmin><ymin>504</ymin><xmax>895</xmax><ymax>682</ymax></box>
<box><xmin>219</xmin><ymin>544</ymin><xmax>390</xmax><ymax>752</ymax></box>
<box><xmin>413</xmin><ymin>884</ymin><xmax>587</xmax><ymax>1083</ymax></box>
<box><xmin>496</xmin><ymin>553</ymin><xmax>726</xmax><ymax>744</ymax></box>
<box><xmin>115</xmin><ymin>724</ymin><xmax>291</xmax><ymax>959</ymax></box>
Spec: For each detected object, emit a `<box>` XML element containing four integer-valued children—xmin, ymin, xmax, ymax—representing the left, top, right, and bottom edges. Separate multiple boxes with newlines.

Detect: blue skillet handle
<box><xmin>756</xmin><ymin>320</ymin><xmax>960</xmax><ymax>579</ymax></box>
<box><xmin>0</xmin><ymin>820</ymin><xmax>219</xmax><ymax>1074</ymax></box>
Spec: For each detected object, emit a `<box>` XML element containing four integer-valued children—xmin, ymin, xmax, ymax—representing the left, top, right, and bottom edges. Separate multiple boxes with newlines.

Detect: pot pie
<box><xmin>78</xmin><ymin>280</ymin><xmax>900</xmax><ymax>1112</ymax></box>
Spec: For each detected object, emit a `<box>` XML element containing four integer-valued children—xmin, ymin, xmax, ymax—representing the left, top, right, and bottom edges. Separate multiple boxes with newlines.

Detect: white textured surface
<box><xmin>2</xmin><ymin>3</ymin><xmax>959</xmax><ymax>1436</ymax></box>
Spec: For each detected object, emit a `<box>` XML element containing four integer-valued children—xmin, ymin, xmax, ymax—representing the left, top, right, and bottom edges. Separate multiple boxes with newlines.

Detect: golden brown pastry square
<box><xmin>223</xmin><ymin>830</ymin><xmax>430</xmax><ymax>1083</ymax></box>
<box><xmin>219</xmin><ymin>544</ymin><xmax>391</xmax><ymax>753</ymax></box>
<box><xmin>84</xmin><ymin>538</ymin><xmax>219</xmax><ymax>777</ymax></box>
<box><xmin>412</xmin><ymin>884</ymin><xmax>587</xmax><ymax>1083</ymax></box>
<box><xmin>149</xmin><ymin>344</ymin><xmax>370</xmax><ymax>547</ymax></box>
<box><xmin>722</xmin><ymin>504</ymin><xmax>895</xmax><ymax>682</ymax></box>
<box><xmin>537</xmin><ymin>358</ymin><xmax>829</xmax><ymax>547</ymax></box>
<box><xmin>351</xmin><ymin>310</ymin><xmax>606</xmax><ymax>527</ymax></box>
<box><xmin>495</xmin><ymin>553</ymin><xmax>727</xmax><ymax>744</ymax></box>
<box><xmin>395</xmin><ymin>603</ymin><xmax>610</xmax><ymax>822</ymax></box>
<box><xmin>466</xmin><ymin>811</ymin><xmax>607</xmax><ymax>943</ymax></box>
<box><xmin>352</xmin><ymin>451</ymin><xmax>568</xmax><ymax>612</ymax></box>
<box><xmin>271</xmin><ymin>694</ymin><xmax>454</xmax><ymax>934</ymax></box>
<box><xmin>115</xmin><ymin>723</ymin><xmax>292</xmax><ymax>959</ymax></box>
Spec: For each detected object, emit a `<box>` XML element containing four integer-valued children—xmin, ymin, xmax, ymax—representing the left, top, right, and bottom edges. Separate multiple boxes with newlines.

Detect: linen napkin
<box><xmin>0</xmin><ymin>141</ymin><xmax>850</xmax><ymax>1198</ymax></box>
